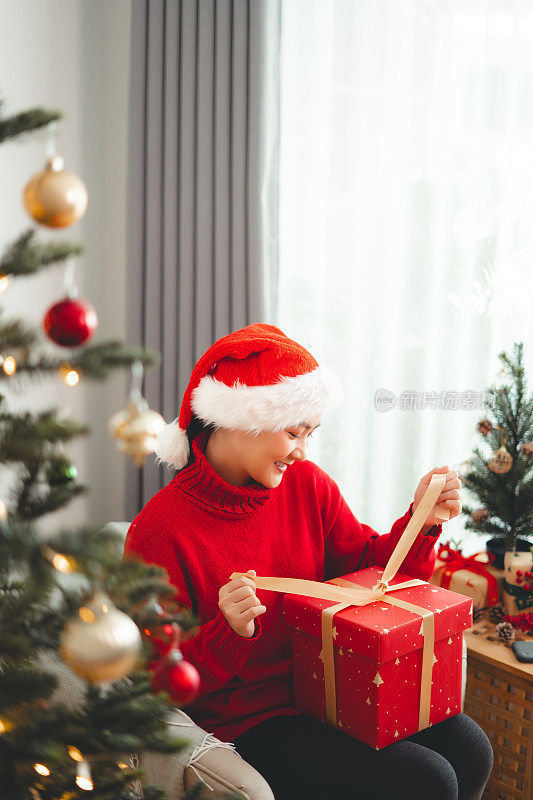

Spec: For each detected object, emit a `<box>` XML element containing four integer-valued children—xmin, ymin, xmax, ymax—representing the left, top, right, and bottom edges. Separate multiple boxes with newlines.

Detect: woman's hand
<box><xmin>413</xmin><ymin>465</ymin><xmax>462</xmax><ymax>532</ymax></box>
<box><xmin>218</xmin><ymin>569</ymin><xmax>266</xmax><ymax>638</ymax></box>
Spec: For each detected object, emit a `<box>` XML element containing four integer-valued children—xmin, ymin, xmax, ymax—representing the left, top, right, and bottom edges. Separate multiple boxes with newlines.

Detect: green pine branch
<box><xmin>0</xmin><ymin>98</ymin><xmax>62</xmax><ymax>143</ymax></box>
<box><xmin>0</xmin><ymin>408</ymin><xmax>91</xmax><ymax>462</ymax></box>
<box><xmin>0</xmin><ymin>229</ymin><xmax>83</xmax><ymax>278</ymax></box>
<box><xmin>0</xmin><ymin>341</ymin><xmax>160</xmax><ymax>383</ymax></box>
<box><xmin>0</xmin><ymin>309</ymin><xmax>37</xmax><ymax>351</ymax></box>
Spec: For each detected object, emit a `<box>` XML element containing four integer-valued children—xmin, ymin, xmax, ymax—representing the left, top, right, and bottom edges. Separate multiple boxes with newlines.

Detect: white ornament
<box><xmin>60</xmin><ymin>592</ymin><xmax>141</xmax><ymax>683</ymax></box>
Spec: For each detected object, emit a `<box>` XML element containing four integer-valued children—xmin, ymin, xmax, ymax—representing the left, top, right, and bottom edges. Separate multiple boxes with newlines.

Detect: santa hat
<box><xmin>155</xmin><ymin>322</ymin><xmax>343</xmax><ymax>470</ymax></box>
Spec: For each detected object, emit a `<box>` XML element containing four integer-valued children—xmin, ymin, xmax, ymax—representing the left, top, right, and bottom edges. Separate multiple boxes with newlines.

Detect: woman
<box><xmin>124</xmin><ymin>322</ymin><xmax>492</xmax><ymax>800</ymax></box>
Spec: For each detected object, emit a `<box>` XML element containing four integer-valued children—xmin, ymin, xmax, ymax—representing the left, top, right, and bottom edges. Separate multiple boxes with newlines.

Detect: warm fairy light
<box><xmin>64</xmin><ymin>369</ymin><xmax>80</xmax><ymax>387</ymax></box>
<box><xmin>58</xmin><ymin>364</ymin><xmax>80</xmax><ymax>386</ymax></box>
<box><xmin>117</xmin><ymin>762</ymin><xmax>128</xmax><ymax>769</ymax></box>
<box><xmin>42</xmin><ymin>545</ymin><xmax>74</xmax><ymax>573</ymax></box>
<box><xmin>34</xmin><ymin>763</ymin><xmax>51</xmax><ymax>776</ymax></box>
<box><xmin>79</xmin><ymin>607</ymin><xmax>95</xmax><ymax>624</ymax></box>
<box><xmin>0</xmin><ymin>275</ymin><xmax>9</xmax><ymax>292</ymax></box>
<box><xmin>68</xmin><ymin>745</ymin><xmax>83</xmax><ymax>762</ymax></box>
<box><xmin>52</xmin><ymin>553</ymin><xmax>72</xmax><ymax>573</ymax></box>
<box><xmin>76</xmin><ymin>759</ymin><xmax>93</xmax><ymax>791</ymax></box>
<box><xmin>0</xmin><ymin>500</ymin><xmax>7</xmax><ymax>520</ymax></box>
<box><xmin>2</xmin><ymin>356</ymin><xmax>16</xmax><ymax>375</ymax></box>
<box><xmin>75</xmin><ymin>775</ymin><xmax>93</xmax><ymax>791</ymax></box>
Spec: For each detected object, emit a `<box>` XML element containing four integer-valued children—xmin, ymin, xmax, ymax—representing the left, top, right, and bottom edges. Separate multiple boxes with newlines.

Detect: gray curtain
<box><xmin>126</xmin><ymin>0</ymin><xmax>281</xmax><ymax>517</ymax></box>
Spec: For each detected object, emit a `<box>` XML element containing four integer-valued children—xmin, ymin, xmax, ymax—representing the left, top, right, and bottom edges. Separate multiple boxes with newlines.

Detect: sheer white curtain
<box><xmin>278</xmin><ymin>0</ymin><xmax>533</xmax><ymax>550</ymax></box>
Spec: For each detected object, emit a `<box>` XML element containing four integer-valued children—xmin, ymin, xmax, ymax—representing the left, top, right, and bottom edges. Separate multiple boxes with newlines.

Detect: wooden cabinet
<box><xmin>464</xmin><ymin>628</ymin><xmax>533</xmax><ymax>800</ymax></box>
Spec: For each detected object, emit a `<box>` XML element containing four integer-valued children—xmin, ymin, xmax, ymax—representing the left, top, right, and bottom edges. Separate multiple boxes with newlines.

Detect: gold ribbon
<box><xmin>231</xmin><ymin>473</ymin><xmax>447</xmax><ymax>733</ymax></box>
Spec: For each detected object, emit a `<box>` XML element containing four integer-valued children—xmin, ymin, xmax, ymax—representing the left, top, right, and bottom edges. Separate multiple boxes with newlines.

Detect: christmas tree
<box><xmin>461</xmin><ymin>342</ymin><xmax>533</xmax><ymax>552</ymax></box>
<box><xmin>0</xmin><ymin>98</ymin><xmax>232</xmax><ymax>800</ymax></box>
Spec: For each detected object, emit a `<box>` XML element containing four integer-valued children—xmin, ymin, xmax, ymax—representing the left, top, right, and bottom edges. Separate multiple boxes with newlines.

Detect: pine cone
<box><xmin>477</xmin><ymin>418</ymin><xmax>493</xmax><ymax>437</ymax></box>
<box><xmin>473</xmin><ymin>607</ymin><xmax>485</xmax><ymax>623</ymax></box>
<box><xmin>521</xmin><ymin>441</ymin><xmax>533</xmax><ymax>460</ymax></box>
<box><xmin>489</xmin><ymin>603</ymin><xmax>506</xmax><ymax>623</ymax></box>
<box><xmin>496</xmin><ymin>621</ymin><xmax>515</xmax><ymax>644</ymax></box>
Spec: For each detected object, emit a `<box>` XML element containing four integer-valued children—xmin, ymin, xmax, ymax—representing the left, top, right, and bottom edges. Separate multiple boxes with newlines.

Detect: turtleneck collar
<box><xmin>172</xmin><ymin>430</ymin><xmax>273</xmax><ymax>515</ymax></box>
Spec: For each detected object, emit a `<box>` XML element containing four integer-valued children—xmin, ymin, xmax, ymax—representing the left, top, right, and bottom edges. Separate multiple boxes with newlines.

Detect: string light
<box><xmin>41</xmin><ymin>545</ymin><xmax>75</xmax><ymax>574</ymax></box>
<box><xmin>2</xmin><ymin>355</ymin><xmax>16</xmax><ymax>375</ymax></box>
<box><xmin>0</xmin><ymin>275</ymin><xmax>9</xmax><ymax>292</ymax></box>
<box><xmin>58</xmin><ymin>364</ymin><xmax>80</xmax><ymax>387</ymax></box>
<box><xmin>117</xmin><ymin>762</ymin><xmax>128</xmax><ymax>769</ymax></box>
<box><xmin>0</xmin><ymin>500</ymin><xmax>7</xmax><ymax>521</ymax></box>
<box><xmin>52</xmin><ymin>553</ymin><xmax>72</xmax><ymax>572</ymax></box>
<box><xmin>68</xmin><ymin>745</ymin><xmax>83</xmax><ymax>762</ymax></box>
<box><xmin>78</xmin><ymin>607</ymin><xmax>95</xmax><ymax>624</ymax></box>
<box><xmin>34</xmin><ymin>764</ymin><xmax>50</xmax><ymax>776</ymax></box>
<box><xmin>75</xmin><ymin>759</ymin><xmax>93</xmax><ymax>791</ymax></box>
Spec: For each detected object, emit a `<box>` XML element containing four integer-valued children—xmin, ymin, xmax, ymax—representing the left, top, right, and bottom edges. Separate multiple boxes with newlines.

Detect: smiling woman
<box><xmin>123</xmin><ymin>321</ymin><xmax>490</xmax><ymax>800</ymax></box>
<box><xmin>203</xmin><ymin>415</ymin><xmax>322</xmax><ymax>488</ymax></box>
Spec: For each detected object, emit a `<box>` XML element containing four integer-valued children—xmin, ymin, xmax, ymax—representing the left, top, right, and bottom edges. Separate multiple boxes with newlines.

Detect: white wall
<box><xmin>0</xmin><ymin>0</ymin><xmax>132</xmax><ymax>533</ymax></box>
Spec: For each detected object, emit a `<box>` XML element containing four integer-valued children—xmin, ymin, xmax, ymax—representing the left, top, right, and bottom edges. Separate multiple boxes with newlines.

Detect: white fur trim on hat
<box><xmin>154</xmin><ymin>418</ymin><xmax>190</xmax><ymax>471</ymax></box>
<box><xmin>192</xmin><ymin>365</ymin><xmax>343</xmax><ymax>435</ymax></box>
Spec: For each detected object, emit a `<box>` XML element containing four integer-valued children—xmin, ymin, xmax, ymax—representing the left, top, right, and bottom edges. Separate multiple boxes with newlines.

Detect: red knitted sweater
<box><xmin>123</xmin><ymin>430</ymin><xmax>442</xmax><ymax>742</ymax></box>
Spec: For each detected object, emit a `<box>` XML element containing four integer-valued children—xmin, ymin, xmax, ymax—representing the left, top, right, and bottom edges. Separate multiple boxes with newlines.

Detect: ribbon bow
<box><xmin>434</xmin><ymin>544</ymin><xmax>499</xmax><ymax>606</ymax></box>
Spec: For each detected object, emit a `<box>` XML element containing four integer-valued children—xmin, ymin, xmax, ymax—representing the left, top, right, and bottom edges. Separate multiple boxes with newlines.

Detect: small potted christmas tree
<box><xmin>461</xmin><ymin>341</ymin><xmax>533</xmax><ymax>572</ymax></box>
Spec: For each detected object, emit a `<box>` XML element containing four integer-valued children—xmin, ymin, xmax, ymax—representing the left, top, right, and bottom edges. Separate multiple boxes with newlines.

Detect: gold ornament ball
<box><xmin>108</xmin><ymin>397</ymin><xmax>165</xmax><ymax>467</ymax></box>
<box><xmin>60</xmin><ymin>593</ymin><xmax>141</xmax><ymax>683</ymax></box>
<box><xmin>488</xmin><ymin>446</ymin><xmax>513</xmax><ymax>474</ymax></box>
<box><xmin>23</xmin><ymin>154</ymin><xmax>88</xmax><ymax>228</ymax></box>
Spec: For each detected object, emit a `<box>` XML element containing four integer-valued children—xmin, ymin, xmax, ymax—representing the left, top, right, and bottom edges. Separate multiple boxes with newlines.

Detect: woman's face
<box><xmin>206</xmin><ymin>415</ymin><xmax>322</xmax><ymax>488</ymax></box>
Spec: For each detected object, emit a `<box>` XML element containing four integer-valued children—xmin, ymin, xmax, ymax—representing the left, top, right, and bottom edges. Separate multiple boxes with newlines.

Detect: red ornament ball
<box><xmin>150</xmin><ymin>649</ymin><xmax>201</xmax><ymax>706</ymax></box>
<box><xmin>43</xmin><ymin>296</ymin><xmax>98</xmax><ymax>347</ymax></box>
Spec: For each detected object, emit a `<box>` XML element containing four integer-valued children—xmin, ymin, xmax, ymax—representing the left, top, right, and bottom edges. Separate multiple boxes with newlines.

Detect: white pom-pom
<box><xmin>154</xmin><ymin>418</ymin><xmax>189</xmax><ymax>470</ymax></box>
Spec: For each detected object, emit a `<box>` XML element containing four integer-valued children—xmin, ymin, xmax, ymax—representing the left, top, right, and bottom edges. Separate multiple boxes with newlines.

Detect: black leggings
<box><xmin>233</xmin><ymin>712</ymin><xmax>493</xmax><ymax>800</ymax></box>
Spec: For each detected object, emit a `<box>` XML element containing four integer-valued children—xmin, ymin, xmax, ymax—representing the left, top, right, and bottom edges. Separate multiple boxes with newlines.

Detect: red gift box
<box><xmin>231</xmin><ymin>473</ymin><xmax>472</xmax><ymax>750</ymax></box>
<box><xmin>429</xmin><ymin>543</ymin><xmax>501</xmax><ymax>610</ymax></box>
<box><xmin>283</xmin><ymin>565</ymin><xmax>472</xmax><ymax>749</ymax></box>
